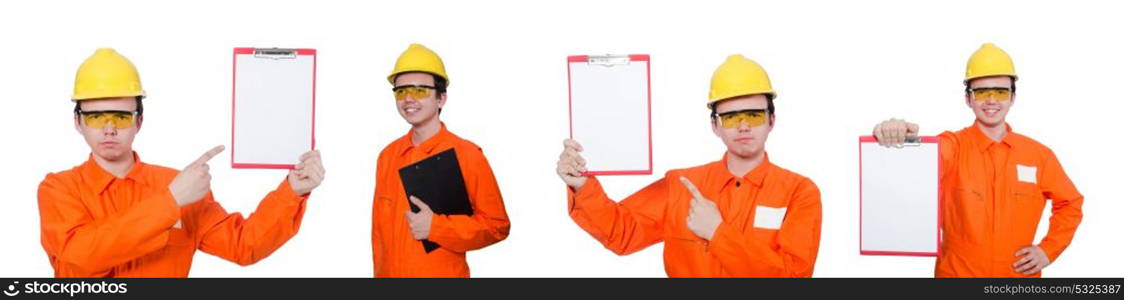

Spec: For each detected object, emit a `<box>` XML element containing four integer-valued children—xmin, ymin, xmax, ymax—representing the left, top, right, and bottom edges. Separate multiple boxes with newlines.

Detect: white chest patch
<box><xmin>753</xmin><ymin>205</ymin><xmax>787</xmax><ymax>230</ymax></box>
<box><xmin>1017</xmin><ymin>164</ymin><xmax>1037</xmax><ymax>184</ymax></box>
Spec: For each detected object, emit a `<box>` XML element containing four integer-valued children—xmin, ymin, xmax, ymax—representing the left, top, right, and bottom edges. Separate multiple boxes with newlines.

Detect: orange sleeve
<box><xmin>707</xmin><ymin>178</ymin><xmax>822</xmax><ymax>277</ymax></box>
<box><xmin>427</xmin><ymin>151</ymin><xmax>510</xmax><ymax>253</ymax></box>
<box><xmin>1035</xmin><ymin>148</ymin><xmax>1084</xmax><ymax>262</ymax></box>
<box><xmin>37</xmin><ymin>174</ymin><xmax>180</xmax><ymax>275</ymax></box>
<box><xmin>567</xmin><ymin>176</ymin><xmax>669</xmax><ymax>255</ymax></box>
<box><xmin>194</xmin><ymin>180</ymin><xmax>309</xmax><ymax>266</ymax></box>
<box><xmin>371</xmin><ymin>151</ymin><xmax>388</xmax><ymax>276</ymax></box>
<box><xmin>937</xmin><ymin>131</ymin><xmax>961</xmax><ymax>182</ymax></box>
<box><xmin>373</xmin><ymin>184</ymin><xmax>386</xmax><ymax>278</ymax></box>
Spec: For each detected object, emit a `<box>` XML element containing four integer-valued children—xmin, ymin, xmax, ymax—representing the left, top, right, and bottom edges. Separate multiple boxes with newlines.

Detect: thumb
<box><xmin>409</xmin><ymin>196</ymin><xmax>431</xmax><ymax>211</ymax></box>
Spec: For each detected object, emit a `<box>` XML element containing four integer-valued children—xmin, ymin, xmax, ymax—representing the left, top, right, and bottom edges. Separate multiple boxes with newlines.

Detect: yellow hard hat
<box><xmin>708</xmin><ymin>54</ymin><xmax>776</xmax><ymax>108</ymax></box>
<box><xmin>387</xmin><ymin>43</ymin><xmax>448</xmax><ymax>86</ymax></box>
<box><xmin>72</xmin><ymin>48</ymin><xmax>145</xmax><ymax>102</ymax></box>
<box><xmin>964</xmin><ymin>43</ymin><xmax>1017</xmax><ymax>83</ymax></box>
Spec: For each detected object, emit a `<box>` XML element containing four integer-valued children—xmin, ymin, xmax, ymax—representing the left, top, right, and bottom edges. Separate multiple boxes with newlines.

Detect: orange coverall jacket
<box><xmin>372</xmin><ymin>124</ymin><xmax>510</xmax><ymax>277</ymax></box>
<box><xmin>568</xmin><ymin>154</ymin><xmax>821</xmax><ymax>277</ymax></box>
<box><xmin>936</xmin><ymin>123</ymin><xmax>1083</xmax><ymax>277</ymax></box>
<box><xmin>38</xmin><ymin>152</ymin><xmax>309</xmax><ymax>277</ymax></box>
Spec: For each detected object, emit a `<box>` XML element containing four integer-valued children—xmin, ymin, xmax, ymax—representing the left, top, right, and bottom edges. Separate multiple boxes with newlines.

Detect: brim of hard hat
<box><xmin>707</xmin><ymin>91</ymin><xmax>777</xmax><ymax>108</ymax></box>
<box><xmin>72</xmin><ymin>91</ymin><xmax>146</xmax><ymax>102</ymax></box>
<box><xmin>963</xmin><ymin>73</ymin><xmax>1018</xmax><ymax>84</ymax></box>
<box><xmin>387</xmin><ymin>71</ymin><xmax>448</xmax><ymax>86</ymax></box>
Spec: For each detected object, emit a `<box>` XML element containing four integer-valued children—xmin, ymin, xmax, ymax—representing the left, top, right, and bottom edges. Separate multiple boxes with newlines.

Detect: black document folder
<box><xmin>398</xmin><ymin>148</ymin><xmax>473</xmax><ymax>253</ymax></box>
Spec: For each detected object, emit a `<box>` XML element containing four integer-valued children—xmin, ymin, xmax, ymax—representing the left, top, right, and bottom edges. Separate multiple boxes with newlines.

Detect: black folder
<box><xmin>398</xmin><ymin>148</ymin><xmax>473</xmax><ymax>253</ymax></box>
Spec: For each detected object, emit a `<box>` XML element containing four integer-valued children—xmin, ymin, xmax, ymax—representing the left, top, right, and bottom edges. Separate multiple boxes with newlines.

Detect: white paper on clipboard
<box><xmin>859</xmin><ymin>136</ymin><xmax>940</xmax><ymax>256</ymax></box>
<box><xmin>231</xmin><ymin>48</ymin><xmax>316</xmax><ymax>169</ymax></box>
<box><xmin>567</xmin><ymin>54</ymin><xmax>652</xmax><ymax>176</ymax></box>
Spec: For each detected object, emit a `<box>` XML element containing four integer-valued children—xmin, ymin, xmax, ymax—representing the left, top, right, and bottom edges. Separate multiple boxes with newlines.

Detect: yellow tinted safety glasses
<box><xmin>393</xmin><ymin>85</ymin><xmax>436</xmax><ymax>101</ymax></box>
<box><xmin>715</xmin><ymin>109</ymin><xmax>768</xmax><ymax>129</ymax></box>
<box><xmin>78</xmin><ymin>110</ymin><xmax>138</xmax><ymax>129</ymax></box>
<box><xmin>970</xmin><ymin>87</ymin><xmax>1012</xmax><ymax>102</ymax></box>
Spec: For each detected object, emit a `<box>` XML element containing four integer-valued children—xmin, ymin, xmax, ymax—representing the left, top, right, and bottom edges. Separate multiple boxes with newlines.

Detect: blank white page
<box><xmin>232</xmin><ymin>50</ymin><xmax>315</xmax><ymax>168</ymax></box>
<box><xmin>568</xmin><ymin>56</ymin><xmax>651</xmax><ymax>175</ymax></box>
<box><xmin>859</xmin><ymin>137</ymin><xmax>939</xmax><ymax>256</ymax></box>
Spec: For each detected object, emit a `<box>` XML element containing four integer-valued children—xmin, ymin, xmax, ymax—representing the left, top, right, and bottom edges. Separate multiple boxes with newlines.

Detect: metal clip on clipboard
<box><xmin>896</xmin><ymin>137</ymin><xmax>923</xmax><ymax>148</ymax></box>
<box><xmin>585</xmin><ymin>54</ymin><xmax>633</xmax><ymax>67</ymax></box>
<box><xmin>252</xmin><ymin>48</ymin><xmax>298</xmax><ymax>60</ymax></box>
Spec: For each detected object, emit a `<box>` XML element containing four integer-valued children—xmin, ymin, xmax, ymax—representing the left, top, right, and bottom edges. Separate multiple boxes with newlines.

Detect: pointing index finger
<box><xmin>190</xmin><ymin>145</ymin><xmax>225</xmax><ymax>168</ymax></box>
<box><xmin>679</xmin><ymin>176</ymin><xmax>704</xmax><ymax>200</ymax></box>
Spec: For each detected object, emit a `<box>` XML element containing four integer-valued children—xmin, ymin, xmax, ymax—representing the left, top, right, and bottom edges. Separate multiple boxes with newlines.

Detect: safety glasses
<box><xmin>78</xmin><ymin>110</ymin><xmax>138</xmax><ymax>129</ymax></box>
<box><xmin>970</xmin><ymin>87</ymin><xmax>1013</xmax><ymax>102</ymax></box>
<box><xmin>392</xmin><ymin>85</ymin><xmax>436</xmax><ymax>101</ymax></box>
<box><xmin>715</xmin><ymin>109</ymin><xmax>769</xmax><ymax>129</ymax></box>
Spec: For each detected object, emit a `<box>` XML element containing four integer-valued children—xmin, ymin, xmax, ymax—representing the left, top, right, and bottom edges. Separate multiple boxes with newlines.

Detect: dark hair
<box><xmin>432</xmin><ymin>74</ymin><xmax>448</xmax><ymax>96</ymax></box>
<box><xmin>710</xmin><ymin>95</ymin><xmax>775</xmax><ymax>119</ymax></box>
<box><xmin>74</xmin><ymin>97</ymin><xmax>144</xmax><ymax>125</ymax></box>
<box><xmin>433</xmin><ymin>74</ymin><xmax>447</xmax><ymax>115</ymax></box>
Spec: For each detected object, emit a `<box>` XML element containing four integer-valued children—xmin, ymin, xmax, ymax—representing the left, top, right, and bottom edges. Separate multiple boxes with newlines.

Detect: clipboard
<box><xmin>231</xmin><ymin>47</ymin><xmax>316</xmax><ymax>169</ymax></box>
<box><xmin>859</xmin><ymin>136</ymin><xmax>941</xmax><ymax>257</ymax></box>
<box><xmin>398</xmin><ymin>148</ymin><xmax>473</xmax><ymax>253</ymax></box>
<box><xmin>567</xmin><ymin>54</ymin><xmax>652</xmax><ymax>176</ymax></box>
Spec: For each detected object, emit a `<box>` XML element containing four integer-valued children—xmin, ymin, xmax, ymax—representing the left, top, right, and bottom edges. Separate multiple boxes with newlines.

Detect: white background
<box><xmin>1</xmin><ymin>0</ymin><xmax>1120</xmax><ymax>277</ymax></box>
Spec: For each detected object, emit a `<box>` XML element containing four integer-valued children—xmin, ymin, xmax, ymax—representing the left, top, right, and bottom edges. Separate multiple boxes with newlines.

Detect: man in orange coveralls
<box><xmin>38</xmin><ymin>48</ymin><xmax>325</xmax><ymax>277</ymax></box>
<box><xmin>371</xmin><ymin>44</ymin><xmax>510</xmax><ymax>277</ymax></box>
<box><xmin>872</xmin><ymin>43</ymin><xmax>1083</xmax><ymax>277</ymax></box>
<box><xmin>556</xmin><ymin>54</ymin><xmax>822</xmax><ymax>277</ymax></box>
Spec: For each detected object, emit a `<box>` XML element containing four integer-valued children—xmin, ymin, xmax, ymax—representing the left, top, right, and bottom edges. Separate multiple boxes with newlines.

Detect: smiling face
<box><xmin>393</xmin><ymin>72</ymin><xmax>446</xmax><ymax>127</ymax></box>
<box><xmin>965</xmin><ymin>75</ymin><xmax>1015</xmax><ymax>128</ymax></box>
<box><xmin>711</xmin><ymin>94</ymin><xmax>773</xmax><ymax>159</ymax></box>
<box><xmin>74</xmin><ymin>97</ymin><xmax>141</xmax><ymax>162</ymax></box>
